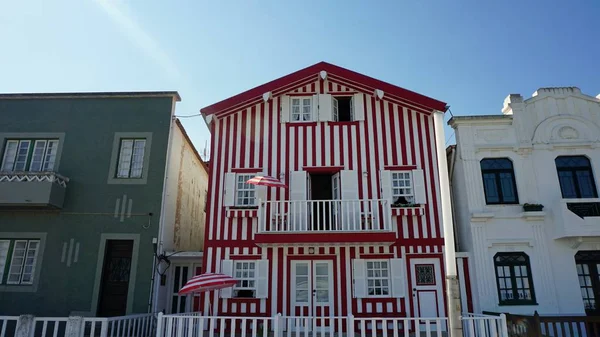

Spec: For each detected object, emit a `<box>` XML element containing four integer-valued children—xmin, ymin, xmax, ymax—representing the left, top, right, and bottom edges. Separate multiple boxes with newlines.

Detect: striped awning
<box><xmin>246</xmin><ymin>175</ymin><xmax>287</xmax><ymax>188</ymax></box>
<box><xmin>178</xmin><ymin>273</ymin><xmax>237</xmax><ymax>295</ymax></box>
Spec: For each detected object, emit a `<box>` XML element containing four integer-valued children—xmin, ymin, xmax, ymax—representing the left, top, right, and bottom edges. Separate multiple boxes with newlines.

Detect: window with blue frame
<box><xmin>480</xmin><ymin>158</ymin><xmax>519</xmax><ymax>205</ymax></box>
<box><xmin>555</xmin><ymin>156</ymin><xmax>598</xmax><ymax>199</ymax></box>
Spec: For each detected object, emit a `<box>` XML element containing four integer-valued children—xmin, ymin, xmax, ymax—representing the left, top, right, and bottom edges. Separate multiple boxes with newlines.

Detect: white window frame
<box><xmin>235</xmin><ymin>174</ymin><xmax>256</xmax><ymax>206</ymax></box>
<box><xmin>233</xmin><ymin>261</ymin><xmax>256</xmax><ymax>298</ymax></box>
<box><xmin>1</xmin><ymin>139</ymin><xmax>59</xmax><ymax>172</ymax></box>
<box><xmin>0</xmin><ymin>239</ymin><xmax>40</xmax><ymax>285</ymax></box>
<box><xmin>391</xmin><ymin>171</ymin><xmax>414</xmax><ymax>203</ymax></box>
<box><xmin>333</xmin><ymin>96</ymin><xmax>354</xmax><ymax>122</ymax></box>
<box><xmin>366</xmin><ymin>259</ymin><xmax>391</xmax><ymax>298</ymax></box>
<box><xmin>116</xmin><ymin>139</ymin><xmax>146</xmax><ymax>178</ymax></box>
<box><xmin>291</xmin><ymin>97</ymin><xmax>312</xmax><ymax>122</ymax></box>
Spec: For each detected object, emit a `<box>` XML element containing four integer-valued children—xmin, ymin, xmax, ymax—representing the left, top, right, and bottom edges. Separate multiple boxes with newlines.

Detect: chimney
<box><xmin>502</xmin><ymin>94</ymin><xmax>524</xmax><ymax>115</ymax></box>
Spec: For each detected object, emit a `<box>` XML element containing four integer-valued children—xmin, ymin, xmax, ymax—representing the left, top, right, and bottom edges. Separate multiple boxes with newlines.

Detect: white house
<box><xmin>448</xmin><ymin>87</ymin><xmax>600</xmax><ymax>315</ymax></box>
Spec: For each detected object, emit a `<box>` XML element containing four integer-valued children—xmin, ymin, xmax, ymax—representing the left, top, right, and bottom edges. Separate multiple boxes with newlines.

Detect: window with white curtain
<box><xmin>0</xmin><ymin>239</ymin><xmax>40</xmax><ymax>285</ymax></box>
<box><xmin>116</xmin><ymin>139</ymin><xmax>146</xmax><ymax>178</ymax></box>
<box><xmin>1</xmin><ymin>139</ymin><xmax>59</xmax><ymax>172</ymax></box>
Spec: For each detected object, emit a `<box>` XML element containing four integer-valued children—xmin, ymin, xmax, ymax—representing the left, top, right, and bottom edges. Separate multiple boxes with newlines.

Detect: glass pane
<box><xmin>576</xmin><ymin>171</ymin><xmax>597</xmax><ymax>198</ymax></box>
<box><xmin>1</xmin><ymin>141</ymin><xmax>19</xmax><ymax>171</ymax></box>
<box><xmin>296</xmin><ymin>263</ymin><xmax>308</xmax><ymax>276</ymax></box>
<box><xmin>14</xmin><ymin>140</ymin><xmax>31</xmax><ymax>171</ymax></box>
<box><xmin>117</xmin><ymin>140</ymin><xmax>134</xmax><ymax>178</ymax></box>
<box><xmin>296</xmin><ymin>290</ymin><xmax>309</xmax><ymax>303</ymax></box>
<box><xmin>315</xmin><ymin>276</ymin><xmax>328</xmax><ymax>289</ymax></box>
<box><xmin>296</xmin><ymin>276</ymin><xmax>308</xmax><ymax>289</ymax></box>
<box><xmin>315</xmin><ymin>263</ymin><xmax>328</xmax><ymax>276</ymax></box>
<box><xmin>558</xmin><ymin>171</ymin><xmax>577</xmax><ymax>198</ymax></box>
<box><xmin>29</xmin><ymin>140</ymin><xmax>47</xmax><ymax>172</ymax></box>
<box><xmin>42</xmin><ymin>140</ymin><xmax>59</xmax><ymax>171</ymax></box>
<box><xmin>499</xmin><ymin>172</ymin><xmax>517</xmax><ymax>202</ymax></box>
<box><xmin>316</xmin><ymin>290</ymin><xmax>329</xmax><ymax>302</ymax></box>
<box><xmin>482</xmin><ymin>173</ymin><xmax>499</xmax><ymax>203</ymax></box>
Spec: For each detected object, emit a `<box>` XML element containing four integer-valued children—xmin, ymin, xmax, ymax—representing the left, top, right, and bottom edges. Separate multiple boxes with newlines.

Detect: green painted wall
<box><xmin>0</xmin><ymin>96</ymin><xmax>174</xmax><ymax>316</ymax></box>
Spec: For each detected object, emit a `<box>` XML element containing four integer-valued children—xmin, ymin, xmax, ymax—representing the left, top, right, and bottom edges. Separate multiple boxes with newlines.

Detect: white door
<box><xmin>291</xmin><ymin>260</ymin><xmax>334</xmax><ymax>331</ymax></box>
<box><xmin>410</xmin><ymin>258</ymin><xmax>445</xmax><ymax>330</ymax></box>
<box><xmin>331</xmin><ymin>173</ymin><xmax>340</xmax><ymax>230</ymax></box>
<box><xmin>168</xmin><ymin>263</ymin><xmax>202</xmax><ymax>313</ymax></box>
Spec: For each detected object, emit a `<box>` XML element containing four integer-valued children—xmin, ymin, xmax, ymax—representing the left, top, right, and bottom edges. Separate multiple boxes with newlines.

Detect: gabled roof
<box><xmin>201</xmin><ymin>62</ymin><xmax>447</xmax><ymax>117</ymax></box>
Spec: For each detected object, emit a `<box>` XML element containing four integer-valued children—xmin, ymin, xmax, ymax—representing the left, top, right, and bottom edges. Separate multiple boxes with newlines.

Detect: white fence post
<box><xmin>65</xmin><ymin>317</ymin><xmax>84</xmax><ymax>337</ymax></box>
<box><xmin>347</xmin><ymin>314</ymin><xmax>355</xmax><ymax>337</ymax></box>
<box><xmin>156</xmin><ymin>313</ymin><xmax>164</xmax><ymax>337</ymax></box>
<box><xmin>499</xmin><ymin>314</ymin><xmax>509</xmax><ymax>337</ymax></box>
<box><xmin>15</xmin><ymin>315</ymin><xmax>35</xmax><ymax>337</ymax></box>
<box><xmin>273</xmin><ymin>314</ymin><xmax>280</xmax><ymax>337</ymax></box>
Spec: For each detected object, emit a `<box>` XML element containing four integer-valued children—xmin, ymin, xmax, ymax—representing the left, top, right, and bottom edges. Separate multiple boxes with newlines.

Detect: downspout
<box><xmin>148</xmin><ymin>97</ymin><xmax>177</xmax><ymax>313</ymax></box>
<box><xmin>448</xmin><ymin>146</ymin><xmax>460</xmax><ymax>251</ymax></box>
<box><xmin>433</xmin><ymin>111</ymin><xmax>462</xmax><ymax>337</ymax></box>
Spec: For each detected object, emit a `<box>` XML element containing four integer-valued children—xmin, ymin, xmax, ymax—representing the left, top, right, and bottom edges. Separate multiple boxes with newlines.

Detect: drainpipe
<box><xmin>433</xmin><ymin>110</ymin><xmax>462</xmax><ymax>336</ymax></box>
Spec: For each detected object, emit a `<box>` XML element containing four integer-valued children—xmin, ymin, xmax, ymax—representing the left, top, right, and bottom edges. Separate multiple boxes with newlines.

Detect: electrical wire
<box><xmin>174</xmin><ymin>113</ymin><xmax>202</xmax><ymax>118</ymax></box>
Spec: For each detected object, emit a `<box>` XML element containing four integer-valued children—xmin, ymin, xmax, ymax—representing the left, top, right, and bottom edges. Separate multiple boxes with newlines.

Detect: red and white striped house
<box><xmin>199</xmin><ymin>62</ymin><xmax>455</xmax><ymax>321</ymax></box>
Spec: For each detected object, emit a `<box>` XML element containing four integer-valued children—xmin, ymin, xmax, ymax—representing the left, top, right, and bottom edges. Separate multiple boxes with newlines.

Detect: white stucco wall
<box><xmin>450</xmin><ymin>87</ymin><xmax>600</xmax><ymax>315</ymax></box>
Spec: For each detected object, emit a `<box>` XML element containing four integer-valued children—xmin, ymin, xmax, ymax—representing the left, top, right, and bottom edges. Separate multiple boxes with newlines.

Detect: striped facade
<box><xmin>201</xmin><ymin>63</ymin><xmax>450</xmax><ymax>319</ymax></box>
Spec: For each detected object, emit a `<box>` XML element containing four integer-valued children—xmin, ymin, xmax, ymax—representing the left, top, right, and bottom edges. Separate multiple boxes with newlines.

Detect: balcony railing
<box><xmin>258</xmin><ymin>199</ymin><xmax>391</xmax><ymax>233</ymax></box>
<box><xmin>554</xmin><ymin>198</ymin><xmax>600</xmax><ymax>239</ymax></box>
<box><xmin>0</xmin><ymin>171</ymin><xmax>69</xmax><ymax>208</ymax></box>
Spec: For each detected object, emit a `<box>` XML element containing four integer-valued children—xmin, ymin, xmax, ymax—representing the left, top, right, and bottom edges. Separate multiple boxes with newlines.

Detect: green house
<box><xmin>0</xmin><ymin>92</ymin><xmax>208</xmax><ymax>316</ymax></box>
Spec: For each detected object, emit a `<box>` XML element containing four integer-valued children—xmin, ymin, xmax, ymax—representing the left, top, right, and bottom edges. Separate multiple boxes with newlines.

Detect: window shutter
<box><xmin>0</xmin><ymin>240</ymin><xmax>10</xmax><ymax>283</ymax></box>
<box><xmin>340</xmin><ymin>170</ymin><xmax>359</xmax><ymax>200</ymax></box>
<box><xmin>353</xmin><ymin>93</ymin><xmax>365</xmax><ymax>121</ymax></box>
<box><xmin>318</xmin><ymin>94</ymin><xmax>332</xmax><ymax>122</ymax></box>
<box><xmin>353</xmin><ymin>259</ymin><xmax>367</xmax><ymax>298</ymax></box>
<box><xmin>390</xmin><ymin>258</ymin><xmax>406</xmax><ymax>298</ymax></box>
<box><xmin>255</xmin><ymin>259</ymin><xmax>269</xmax><ymax>299</ymax></box>
<box><xmin>290</xmin><ymin>171</ymin><xmax>307</xmax><ymax>200</ymax></box>
<box><xmin>220</xmin><ymin>260</ymin><xmax>234</xmax><ymax>298</ymax></box>
<box><xmin>280</xmin><ymin>95</ymin><xmax>290</xmax><ymax>123</ymax></box>
<box><xmin>312</xmin><ymin>94</ymin><xmax>320</xmax><ymax>122</ymax></box>
<box><xmin>341</xmin><ymin>170</ymin><xmax>360</xmax><ymax>229</ymax></box>
<box><xmin>223</xmin><ymin>173</ymin><xmax>236</xmax><ymax>206</ymax></box>
<box><xmin>380</xmin><ymin>170</ymin><xmax>393</xmax><ymax>202</ymax></box>
<box><xmin>412</xmin><ymin>169</ymin><xmax>426</xmax><ymax>204</ymax></box>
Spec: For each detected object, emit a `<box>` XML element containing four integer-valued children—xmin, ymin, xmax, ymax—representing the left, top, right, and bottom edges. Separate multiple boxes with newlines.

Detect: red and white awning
<box><xmin>178</xmin><ymin>273</ymin><xmax>237</xmax><ymax>295</ymax></box>
<box><xmin>246</xmin><ymin>175</ymin><xmax>287</xmax><ymax>188</ymax></box>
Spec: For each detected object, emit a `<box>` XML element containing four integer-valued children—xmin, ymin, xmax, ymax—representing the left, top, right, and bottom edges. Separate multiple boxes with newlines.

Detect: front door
<box><xmin>575</xmin><ymin>251</ymin><xmax>600</xmax><ymax>315</ymax></box>
<box><xmin>169</xmin><ymin>263</ymin><xmax>202</xmax><ymax>313</ymax></box>
<box><xmin>291</xmin><ymin>260</ymin><xmax>334</xmax><ymax>331</ymax></box>
<box><xmin>410</xmin><ymin>258</ymin><xmax>445</xmax><ymax>330</ymax></box>
<box><xmin>97</xmin><ymin>240</ymin><xmax>133</xmax><ymax>317</ymax></box>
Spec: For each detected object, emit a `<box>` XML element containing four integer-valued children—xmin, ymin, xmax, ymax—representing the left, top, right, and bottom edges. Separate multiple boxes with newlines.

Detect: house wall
<box><xmin>0</xmin><ymin>96</ymin><xmax>175</xmax><ymax>316</ymax></box>
<box><xmin>450</xmin><ymin>87</ymin><xmax>600</xmax><ymax>315</ymax></box>
<box><xmin>203</xmin><ymin>74</ymin><xmax>446</xmax><ymax>317</ymax></box>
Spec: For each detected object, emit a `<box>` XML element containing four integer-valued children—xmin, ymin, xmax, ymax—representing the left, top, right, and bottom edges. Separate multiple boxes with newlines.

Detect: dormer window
<box><xmin>333</xmin><ymin>96</ymin><xmax>353</xmax><ymax>122</ymax></box>
<box><xmin>291</xmin><ymin>98</ymin><xmax>312</xmax><ymax>122</ymax></box>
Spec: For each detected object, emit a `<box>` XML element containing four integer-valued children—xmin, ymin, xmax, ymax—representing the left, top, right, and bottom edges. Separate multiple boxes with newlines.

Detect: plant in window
<box><xmin>523</xmin><ymin>203</ymin><xmax>544</xmax><ymax>212</ymax></box>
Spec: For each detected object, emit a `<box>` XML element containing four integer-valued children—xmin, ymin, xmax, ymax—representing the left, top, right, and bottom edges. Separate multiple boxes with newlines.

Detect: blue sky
<box><xmin>1</xmin><ymin>0</ymin><xmax>599</xmax><ymax>152</ymax></box>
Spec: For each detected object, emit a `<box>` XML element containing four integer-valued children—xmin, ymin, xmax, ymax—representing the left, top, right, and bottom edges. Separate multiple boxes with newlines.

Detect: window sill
<box><xmin>229</xmin><ymin>297</ymin><xmax>260</xmax><ymax>302</ymax></box>
<box><xmin>287</xmin><ymin>122</ymin><xmax>317</xmax><ymax>127</ymax></box>
<box><xmin>498</xmin><ymin>302</ymin><xmax>538</xmax><ymax>306</ymax></box>
<box><xmin>329</xmin><ymin>121</ymin><xmax>360</xmax><ymax>126</ymax></box>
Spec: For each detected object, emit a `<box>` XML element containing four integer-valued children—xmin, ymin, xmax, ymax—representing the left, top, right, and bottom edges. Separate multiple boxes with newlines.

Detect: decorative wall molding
<box><xmin>0</xmin><ymin>172</ymin><xmax>69</xmax><ymax>187</ymax></box>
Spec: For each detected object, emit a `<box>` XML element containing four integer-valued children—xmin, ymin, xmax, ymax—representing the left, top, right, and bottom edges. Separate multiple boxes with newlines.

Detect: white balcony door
<box><xmin>291</xmin><ymin>260</ymin><xmax>334</xmax><ymax>332</ymax></box>
<box><xmin>410</xmin><ymin>258</ymin><xmax>445</xmax><ymax>330</ymax></box>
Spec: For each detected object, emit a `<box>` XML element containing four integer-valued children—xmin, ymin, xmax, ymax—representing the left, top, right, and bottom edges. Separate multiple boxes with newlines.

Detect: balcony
<box><xmin>554</xmin><ymin>198</ymin><xmax>600</xmax><ymax>239</ymax></box>
<box><xmin>0</xmin><ymin>172</ymin><xmax>69</xmax><ymax>209</ymax></box>
<box><xmin>255</xmin><ymin>199</ymin><xmax>395</xmax><ymax>245</ymax></box>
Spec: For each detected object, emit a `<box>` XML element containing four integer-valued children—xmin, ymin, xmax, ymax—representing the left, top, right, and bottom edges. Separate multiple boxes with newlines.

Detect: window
<box><xmin>1</xmin><ymin>139</ymin><xmax>59</xmax><ymax>172</ymax></box>
<box><xmin>0</xmin><ymin>239</ymin><xmax>40</xmax><ymax>285</ymax></box>
<box><xmin>494</xmin><ymin>252</ymin><xmax>536</xmax><ymax>305</ymax></box>
<box><xmin>333</xmin><ymin>96</ymin><xmax>353</xmax><ymax>122</ymax></box>
<box><xmin>480</xmin><ymin>158</ymin><xmax>519</xmax><ymax>204</ymax></box>
<box><xmin>366</xmin><ymin>260</ymin><xmax>390</xmax><ymax>297</ymax></box>
<box><xmin>116</xmin><ymin>139</ymin><xmax>146</xmax><ymax>178</ymax></box>
<box><xmin>236</xmin><ymin>174</ymin><xmax>256</xmax><ymax>206</ymax></box>
<box><xmin>555</xmin><ymin>156</ymin><xmax>598</xmax><ymax>199</ymax></box>
<box><xmin>391</xmin><ymin>171</ymin><xmax>413</xmax><ymax>204</ymax></box>
<box><xmin>233</xmin><ymin>261</ymin><xmax>256</xmax><ymax>298</ymax></box>
<box><xmin>291</xmin><ymin>98</ymin><xmax>312</xmax><ymax>122</ymax></box>
<box><xmin>415</xmin><ymin>264</ymin><xmax>435</xmax><ymax>285</ymax></box>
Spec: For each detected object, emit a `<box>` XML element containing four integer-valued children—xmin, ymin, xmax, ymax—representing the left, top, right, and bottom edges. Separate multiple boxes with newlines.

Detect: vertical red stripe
<box><xmin>340</xmin><ymin>247</ymin><xmax>347</xmax><ymax>316</ymax></box>
<box><xmin>369</xmin><ymin>96</ymin><xmax>381</xmax><ymax>199</ymax></box>
<box><xmin>277</xmin><ymin>248</ymin><xmax>284</xmax><ymax>314</ymax></box>
<box><xmin>407</xmin><ymin>110</ymin><xmax>416</xmax><ymax>166</ymax></box>
<box><xmin>379</xmin><ymin>100</ymin><xmax>389</xmax><ymax>167</ymax></box>
<box><xmin>362</xmin><ymin>95</ymin><xmax>373</xmax><ymax>199</ymax></box>
<box><xmin>416</xmin><ymin>115</ymin><xmax>429</xmax><ymax>238</ymax></box>
<box><xmin>303</xmin><ymin>126</ymin><xmax>308</xmax><ymax>167</ymax></box>
<box><xmin>311</xmin><ymin>82</ymin><xmax>315</xmax><ymax>92</ymax></box>
<box><xmin>463</xmin><ymin>258</ymin><xmax>474</xmax><ymax>312</ymax></box>
<box><xmin>337</xmin><ymin>84</ymin><xmax>341</xmax><ymax>91</ymax></box>
<box><xmin>268</xmin><ymin>99</ymin><xmax>274</xmax><ymax>201</ymax></box>
<box><xmin>329</xmin><ymin>125</ymin><xmax>335</xmax><ymax>166</ymax></box>
<box><xmin>311</xmin><ymin>125</ymin><xmax>317</xmax><ymax>166</ymax></box>
<box><xmin>388</xmin><ymin>103</ymin><xmax>398</xmax><ymax>166</ymax></box>
<box><xmin>319</xmin><ymin>79</ymin><xmax>324</xmax><ymax>94</ymax></box>
<box><xmin>398</xmin><ymin>107</ymin><xmax>407</xmax><ymax>165</ymax></box>
<box><xmin>328</xmin><ymin>81</ymin><xmax>332</xmax><ymax>93</ymax></box>
<box><xmin>320</xmin><ymin>122</ymin><xmax>326</xmax><ymax>166</ymax></box>
<box><xmin>338</xmin><ymin>125</ymin><xmax>344</xmax><ymax>167</ymax></box>
<box><xmin>294</xmin><ymin>127</ymin><xmax>299</xmax><ymax>171</ymax></box>
<box><xmin>259</xmin><ymin>103</ymin><xmax>265</xmax><ymax>169</ymax></box>
<box><xmin>239</xmin><ymin>109</ymin><xmax>247</xmax><ymax>167</ymax></box>
<box><xmin>266</xmin><ymin>247</ymin><xmax>272</xmax><ymax>315</ymax></box>
<box><xmin>350</xmin><ymin>247</ymin><xmax>358</xmax><ymax>315</ymax></box>
<box><xmin>249</xmin><ymin>106</ymin><xmax>256</xmax><ymax>167</ymax></box>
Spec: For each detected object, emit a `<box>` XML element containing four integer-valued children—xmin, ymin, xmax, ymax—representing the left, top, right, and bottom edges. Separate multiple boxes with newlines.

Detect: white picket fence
<box><xmin>0</xmin><ymin>313</ymin><xmax>155</xmax><ymax>337</ymax></box>
<box><xmin>156</xmin><ymin>313</ymin><xmax>507</xmax><ymax>337</ymax></box>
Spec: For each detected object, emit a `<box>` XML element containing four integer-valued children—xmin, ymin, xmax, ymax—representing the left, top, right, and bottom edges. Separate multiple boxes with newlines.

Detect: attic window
<box><xmin>333</xmin><ymin>97</ymin><xmax>353</xmax><ymax>122</ymax></box>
